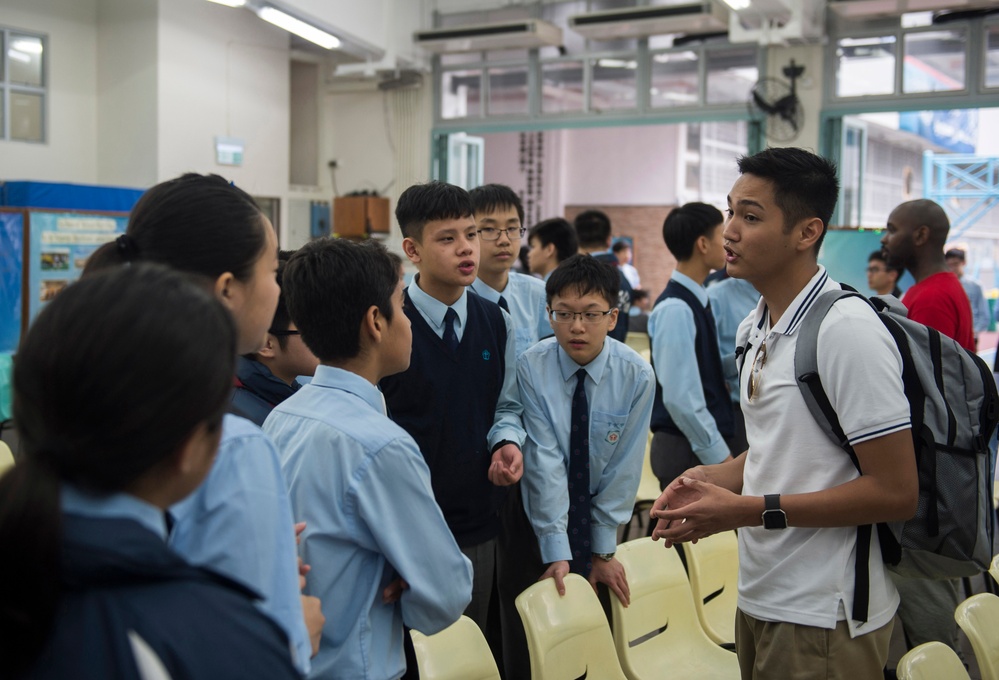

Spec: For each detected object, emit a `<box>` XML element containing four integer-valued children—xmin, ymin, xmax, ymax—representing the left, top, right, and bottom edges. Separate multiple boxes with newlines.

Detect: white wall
<box><xmin>0</xmin><ymin>0</ymin><xmax>99</xmax><ymax>183</ymax></box>
<box><xmin>156</xmin><ymin>0</ymin><xmax>290</xmax><ymax>200</ymax></box>
<box><xmin>96</xmin><ymin>0</ymin><xmax>158</xmax><ymax>188</ymax></box>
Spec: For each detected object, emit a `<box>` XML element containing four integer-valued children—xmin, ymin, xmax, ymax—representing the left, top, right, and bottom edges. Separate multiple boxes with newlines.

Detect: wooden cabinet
<box><xmin>333</xmin><ymin>196</ymin><xmax>389</xmax><ymax>238</ymax></box>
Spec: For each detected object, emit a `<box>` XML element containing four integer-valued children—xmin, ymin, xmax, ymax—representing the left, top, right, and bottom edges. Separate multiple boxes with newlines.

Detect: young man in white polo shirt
<box><xmin>651</xmin><ymin>147</ymin><xmax>918</xmax><ymax>680</ymax></box>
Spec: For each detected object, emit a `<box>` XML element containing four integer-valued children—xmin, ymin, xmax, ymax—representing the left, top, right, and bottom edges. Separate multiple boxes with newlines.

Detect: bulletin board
<box><xmin>818</xmin><ymin>228</ymin><xmax>914</xmax><ymax>295</ymax></box>
<box><xmin>0</xmin><ymin>211</ymin><xmax>24</xmax><ymax>353</ymax></box>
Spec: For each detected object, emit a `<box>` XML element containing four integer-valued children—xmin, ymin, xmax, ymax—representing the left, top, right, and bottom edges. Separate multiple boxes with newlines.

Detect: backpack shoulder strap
<box><xmin>794</xmin><ymin>289</ymin><xmax>872</xmax><ymax>458</ymax></box>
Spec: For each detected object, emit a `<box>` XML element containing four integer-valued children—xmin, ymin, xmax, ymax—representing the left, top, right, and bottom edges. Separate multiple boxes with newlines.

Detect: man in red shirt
<box><xmin>879</xmin><ymin>197</ymin><xmax>973</xmax><ymax>664</ymax></box>
<box><xmin>881</xmin><ymin>199</ymin><xmax>974</xmax><ymax>351</ymax></box>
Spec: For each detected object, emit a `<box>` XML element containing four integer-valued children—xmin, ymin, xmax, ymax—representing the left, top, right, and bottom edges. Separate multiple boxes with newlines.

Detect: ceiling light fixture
<box><xmin>256</xmin><ymin>6</ymin><xmax>340</xmax><ymax>49</ymax></box>
<box><xmin>205</xmin><ymin>0</ymin><xmax>247</xmax><ymax>7</ymax></box>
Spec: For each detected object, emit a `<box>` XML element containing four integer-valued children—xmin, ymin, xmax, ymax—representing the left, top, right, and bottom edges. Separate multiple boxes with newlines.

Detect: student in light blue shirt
<box><xmin>527</xmin><ymin>217</ymin><xmax>578</xmax><ymax>283</ymax></box>
<box><xmin>706</xmin><ymin>273</ymin><xmax>760</xmax><ymax>453</ymax></box>
<box><xmin>469</xmin><ymin>184</ymin><xmax>551</xmax><ymax>356</ymax></box>
<box><xmin>508</xmin><ymin>254</ymin><xmax>655</xmax><ymax>678</ymax></box>
<box><xmin>82</xmin><ymin>174</ymin><xmax>318</xmax><ymax>674</ymax></box>
<box><xmin>265</xmin><ymin>238</ymin><xmax>473</xmax><ymax>680</ymax></box>
<box><xmin>648</xmin><ymin>203</ymin><xmax>736</xmax><ymax>491</ymax></box>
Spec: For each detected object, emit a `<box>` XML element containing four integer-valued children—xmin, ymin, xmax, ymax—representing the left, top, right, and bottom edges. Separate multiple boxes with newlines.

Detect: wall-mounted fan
<box><xmin>748</xmin><ymin>60</ymin><xmax>804</xmax><ymax>143</ymax></box>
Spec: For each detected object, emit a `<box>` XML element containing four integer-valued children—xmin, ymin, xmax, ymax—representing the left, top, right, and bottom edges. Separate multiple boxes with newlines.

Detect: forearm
<box><xmin>700</xmin><ymin>451</ymin><xmax>746</xmax><ymax>493</ymax></box>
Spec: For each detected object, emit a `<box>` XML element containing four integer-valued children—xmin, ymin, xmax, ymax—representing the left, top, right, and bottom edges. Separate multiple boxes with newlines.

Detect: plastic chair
<box><xmin>611</xmin><ymin>538</ymin><xmax>739</xmax><ymax>680</ymax></box>
<box><xmin>0</xmin><ymin>440</ymin><xmax>13</xmax><ymax>476</ymax></box>
<box><xmin>625</xmin><ymin>332</ymin><xmax>651</xmax><ymax>363</ymax></box>
<box><xmin>515</xmin><ymin>573</ymin><xmax>628</xmax><ymax>680</ymax></box>
<box><xmin>683</xmin><ymin>530</ymin><xmax>739</xmax><ymax>647</ymax></box>
<box><xmin>896</xmin><ymin>641</ymin><xmax>971</xmax><ymax>680</ymax></box>
<box><xmin>955</xmin><ymin>592</ymin><xmax>999</xmax><ymax>680</ymax></box>
<box><xmin>624</xmin><ymin>433</ymin><xmax>659</xmax><ymax>541</ymax></box>
<box><xmin>991</xmin><ymin>554</ymin><xmax>999</xmax><ymax>588</ymax></box>
<box><xmin>410</xmin><ymin>615</ymin><xmax>500</xmax><ymax>680</ymax></box>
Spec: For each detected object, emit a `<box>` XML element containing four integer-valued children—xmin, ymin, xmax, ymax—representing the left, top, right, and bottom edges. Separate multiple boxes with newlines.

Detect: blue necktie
<box><xmin>443</xmin><ymin>307</ymin><xmax>459</xmax><ymax>353</ymax></box>
<box><xmin>567</xmin><ymin>368</ymin><xmax>592</xmax><ymax>577</ymax></box>
<box><xmin>498</xmin><ymin>296</ymin><xmax>510</xmax><ymax>312</ymax></box>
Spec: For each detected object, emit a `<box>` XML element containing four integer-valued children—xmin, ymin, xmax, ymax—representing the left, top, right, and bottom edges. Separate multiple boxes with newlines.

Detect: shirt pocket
<box><xmin>588</xmin><ymin>410</ymin><xmax>629</xmax><ymax>478</ymax></box>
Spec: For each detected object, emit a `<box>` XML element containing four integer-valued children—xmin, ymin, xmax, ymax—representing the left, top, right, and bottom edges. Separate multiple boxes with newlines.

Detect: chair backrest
<box><xmin>635</xmin><ymin>432</ymin><xmax>659</xmax><ymax>505</ymax></box>
<box><xmin>990</xmin><ymin>553</ymin><xmax>999</xmax><ymax>588</ymax></box>
<box><xmin>0</xmin><ymin>440</ymin><xmax>14</xmax><ymax>476</ymax></box>
<box><xmin>410</xmin><ymin>615</ymin><xmax>500</xmax><ymax>680</ymax></box>
<box><xmin>682</xmin><ymin>530</ymin><xmax>739</xmax><ymax>646</ymax></box>
<box><xmin>515</xmin><ymin>573</ymin><xmax>627</xmax><ymax>680</ymax></box>
<box><xmin>625</xmin><ymin>332</ymin><xmax>650</xmax><ymax>362</ymax></box>
<box><xmin>955</xmin><ymin>593</ymin><xmax>999</xmax><ymax>680</ymax></box>
<box><xmin>611</xmin><ymin>538</ymin><xmax>721</xmax><ymax>676</ymax></box>
<box><xmin>896</xmin><ymin>641</ymin><xmax>971</xmax><ymax>680</ymax></box>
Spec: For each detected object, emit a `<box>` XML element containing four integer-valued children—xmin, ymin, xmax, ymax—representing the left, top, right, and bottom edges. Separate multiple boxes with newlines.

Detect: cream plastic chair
<box><xmin>0</xmin><ymin>440</ymin><xmax>14</xmax><ymax>476</ymax></box>
<box><xmin>410</xmin><ymin>615</ymin><xmax>500</xmax><ymax>680</ymax></box>
<box><xmin>683</xmin><ymin>530</ymin><xmax>739</xmax><ymax>647</ymax></box>
<box><xmin>896</xmin><ymin>641</ymin><xmax>971</xmax><ymax>680</ymax></box>
<box><xmin>991</xmin><ymin>553</ymin><xmax>999</xmax><ymax>588</ymax></box>
<box><xmin>611</xmin><ymin>538</ymin><xmax>739</xmax><ymax>680</ymax></box>
<box><xmin>625</xmin><ymin>332</ymin><xmax>651</xmax><ymax>363</ymax></box>
<box><xmin>624</xmin><ymin>433</ymin><xmax>659</xmax><ymax>541</ymax></box>
<box><xmin>955</xmin><ymin>592</ymin><xmax>999</xmax><ymax>680</ymax></box>
<box><xmin>515</xmin><ymin>573</ymin><xmax>627</xmax><ymax>680</ymax></box>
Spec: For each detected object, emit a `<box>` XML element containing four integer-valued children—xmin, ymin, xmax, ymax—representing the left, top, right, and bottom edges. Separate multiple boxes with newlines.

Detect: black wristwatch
<box><xmin>762</xmin><ymin>494</ymin><xmax>787</xmax><ymax>530</ymax></box>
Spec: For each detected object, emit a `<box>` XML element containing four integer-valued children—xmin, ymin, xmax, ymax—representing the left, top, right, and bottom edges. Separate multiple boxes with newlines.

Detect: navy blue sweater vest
<box><xmin>650</xmin><ymin>280</ymin><xmax>734</xmax><ymax>439</ymax></box>
<box><xmin>380</xmin><ymin>290</ymin><xmax>508</xmax><ymax>547</ymax></box>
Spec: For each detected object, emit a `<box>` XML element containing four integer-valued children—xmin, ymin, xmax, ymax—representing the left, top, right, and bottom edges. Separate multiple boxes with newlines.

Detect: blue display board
<box><xmin>27</xmin><ymin>211</ymin><xmax>129</xmax><ymax>323</ymax></box>
<box><xmin>818</xmin><ymin>228</ymin><xmax>914</xmax><ymax>295</ymax></box>
<box><xmin>0</xmin><ymin>212</ymin><xmax>23</xmax><ymax>353</ymax></box>
<box><xmin>2</xmin><ymin>181</ymin><xmax>143</xmax><ymax>212</ymax></box>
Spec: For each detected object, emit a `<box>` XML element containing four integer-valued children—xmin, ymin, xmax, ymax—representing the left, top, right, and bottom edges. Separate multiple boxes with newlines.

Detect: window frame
<box><xmin>1</xmin><ymin>26</ymin><xmax>47</xmax><ymax>144</ymax></box>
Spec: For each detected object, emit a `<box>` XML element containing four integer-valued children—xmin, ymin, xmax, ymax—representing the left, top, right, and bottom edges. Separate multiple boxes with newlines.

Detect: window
<box><xmin>903</xmin><ymin>29</ymin><xmax>966</xmax><ymax>94</ymax></box>
<box><xmin>836</xmin><ymin>35</ymin><xmax>896</xmax><ymax>97</ymax></box>
<box><xmin>441</xmin><ymin>69</ymin><xmax>482</xmax><ymax>120</ymax></box>
<box><xmin>2</xmin><ymin>28</ymin><xmax>46</xmax><ymax>142</ymax></box>
<box><xmin>985</xmin><ymin>24</ymin><xmax>999</xmax><ymax>89</ymax></box>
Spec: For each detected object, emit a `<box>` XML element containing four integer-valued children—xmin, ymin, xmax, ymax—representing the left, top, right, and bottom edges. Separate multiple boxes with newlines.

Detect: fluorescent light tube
<box><xmin>206</xmin><ymin>0</ymin><xmax>247</xmax><ymax>7</ymax></box>
<box><xmin>721</xmin><ymin>0</ymin><xmax>751</xmax><ymax>10</ymax></box>
<box><xmin>11</xmin><ymin>39</ymin><xmax>43</xmax><ymax>54</ymax></box>
<box><xmin>257</xmin><ymin>7</ymin><xmax>341</xmax><ymax>49</ymax></box>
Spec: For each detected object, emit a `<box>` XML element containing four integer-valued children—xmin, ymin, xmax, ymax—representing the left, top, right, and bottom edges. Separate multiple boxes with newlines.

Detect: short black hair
<box><xmin>662</xmin><ymin>202</ymin><xmax>725</xmax><ymax>261</ymax></box>
<box><xmin>574</xmin><ymin>210</ymin><xmax>612</xmax><ymax>248</ymax></box>
<box><xmin>868</xmin><ymin>249</ymin><xmax>904</xmax><ymax>278</ymax></box>
<box><xmin>282</xmin><ymin>238</ymin><xmax>399</xmax><ymax>363</ymax></box>
<box><xmin>944</xmin><ymin>248</ymin><xmax>966</xmax><ymax>262</ymax></box>
<box><xmin>395</xmin><ymin>181</ymin><xmax>473</xmax><ymax>241</ymax></box>
<box><xmin>611</xmin><ymin>241</ymin><xmax>631</xmax><ymax>254</ymax></box>
<box><xmin>736</xmin><ymin>147</ymin><xmax>839</xmax><ymax>251</ymax></box>
<box><xmin>631</xmin><ymin>289</ymin><xmax>650</xmax><ymax>303</ymax></box>
<box><xmin>469</xmin><ymin>184</ymin><xmax>524</xmax><ymax>225</ymax></box>
<box><xmin>546</xmin><ymin>253</ymin><xmax>620</xmax><ymax>308</ymax></box>
<box><xmin>529</xmin><ymin>217</ymin><xmax>578</xmax><ymax>263</ymax></box>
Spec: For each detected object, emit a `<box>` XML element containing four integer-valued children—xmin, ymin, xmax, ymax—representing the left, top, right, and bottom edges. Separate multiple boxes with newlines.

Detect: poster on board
<box><xmin>27</xmin><ymin>211</ymin><xmax>129</xmax><ymax>324</ymax></box>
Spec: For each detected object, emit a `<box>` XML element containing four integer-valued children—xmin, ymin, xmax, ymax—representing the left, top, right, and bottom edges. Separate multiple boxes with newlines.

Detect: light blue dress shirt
<box><xmin>648</xmin><ymin>271</ymin><xmax>731</xmax><ymax>465</ymax></box>
<box><xmin>961</xmin><ymin>276</ymin><xmax>990</xmax><ymax>333</ymax></box>
<box><xmin>706</xmin><ymin>276</ymin><xmax>761</xmax><ymax>403</ymax></box>
<box><xmin>265</xmin><ymin>366</ymin><xmax>473</xmax><ymax>680</ymax></box>
<box><xmin>169</xmin><ymin>414</ymin><xmax>310</xmax><ymax>675</ymax></box>
<box><xmin>471</xmin><ymin>271</ymin><xmax>551</xmax><ymax>356</ymax></box>
<box><xmin>62</xmin><ymin>486</ymin><xmax>168</xmax><ymax>540</ymax></box>
<box><xmin>407</xmin><ymin>278</ymin><xmax>526</xmax><ymax>448</ymax></box>
<box><xmin>518</xmin><ymin>337</ymin><xmax>655</xmax><ymax>562</ymax></box>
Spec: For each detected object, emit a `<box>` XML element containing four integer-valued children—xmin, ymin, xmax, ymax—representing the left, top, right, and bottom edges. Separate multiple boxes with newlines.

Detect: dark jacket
<box><xmin>26</xmin><ymin>515</ymin><xmax>299</xmax><ymax>679</ymax></box>
<box><xmin>231</xmin><ymin>356</ymin><xmax>299</xmax><ymax>426</ymax></box>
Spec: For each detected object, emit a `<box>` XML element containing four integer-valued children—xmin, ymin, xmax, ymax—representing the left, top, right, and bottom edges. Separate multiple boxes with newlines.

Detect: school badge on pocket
<box><xmin>605</xmin><ymin>431</ymin><xmax>620</xmax><ymax>444</ymax></box>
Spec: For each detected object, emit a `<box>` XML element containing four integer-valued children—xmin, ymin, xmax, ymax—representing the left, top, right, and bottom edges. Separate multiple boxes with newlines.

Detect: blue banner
<box><xmin>0</xmin><ymin>212</ymin><xmax>23</xmax><ymax>352</ymax></box>
<box><xmin>899</xmin><ymin>109</ymin><xmax>977</xmax><ymax>154</ymax></box>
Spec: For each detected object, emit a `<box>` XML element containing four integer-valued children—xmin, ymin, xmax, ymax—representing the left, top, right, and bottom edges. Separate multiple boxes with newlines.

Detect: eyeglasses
<box><xmin>478</xmin><ymin>226</ymin><xmax>527</xmax><ymax>241</ymax></box>
<box><xmin>549</xmin><ymin>309</ymin><xmax>615</xmax><ymax>324</ymax></box>
<box><xmin>866</xmin><ymin>266</ymin><xmax>887</xmax><ymax>274</ymax></box>
<box><xmin>748</xmin><ymin>340</ymin><xmax>767</xmax><ymax>402</ymax></box>
<box><xmin>270</xmin><ymin>329</ymin><xmax>301</xmax><ymax>337</ymax></box>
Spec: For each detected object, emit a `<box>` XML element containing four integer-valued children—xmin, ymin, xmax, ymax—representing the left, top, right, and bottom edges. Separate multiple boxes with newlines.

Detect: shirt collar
<box><xmin>761</xmin><ymin>265</ymin><xmax>832</xmax><ymax>337</ymax></box>
<box><xmin>310</xmin><ymin>364</ymin><xmax>387</xmax><ymax>415</ymax></box>
<box><xmin>407</xmin><ymin>275</ymin><xmax>468</xmax><ymax>331</ymax></box>
<box><xmin>669</xmin><ymin>271</ymin><xmax>709</xmax><ymax>306</ymax></box>
<box><xmin>470</xmin><ymin>278</ymin><xmax>503</xmax><ymax>302</ymax></box>
<box><xmin>557</xmin><ymin>338</ymin><xmax>610</xmax><ymax>385</ymax></box>
<box><xmin>61</xmin><ymin>485</ymin><xmax>169</xmax><ymax>541</ymax></box>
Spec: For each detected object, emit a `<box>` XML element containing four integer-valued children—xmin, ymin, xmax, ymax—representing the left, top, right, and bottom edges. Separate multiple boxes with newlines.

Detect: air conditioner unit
<box><xmin>829</xmin><ymin>0</ymin><xmax>997</xmax><ymax>18</ymax></box>
<box><xmin>413</xmin><ymin>19</ymin><xmax>562</xmax><ymax>53</ymax></box>
<box><xmin>568</xmin><ymin>2</ymin><xmax>728</xmax><ymax>40</ymax></box>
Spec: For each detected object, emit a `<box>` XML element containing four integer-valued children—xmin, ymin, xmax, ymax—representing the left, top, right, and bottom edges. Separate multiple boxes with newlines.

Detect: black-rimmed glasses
<box><xmin>478</xmin><ymin>226</ymin><xmax>527</xmax><ymax>241</ymax></box>
<box><xmin>549</xmin><ymin>309</ymin><xmax>615</xmax><ymax>324</ymax></box>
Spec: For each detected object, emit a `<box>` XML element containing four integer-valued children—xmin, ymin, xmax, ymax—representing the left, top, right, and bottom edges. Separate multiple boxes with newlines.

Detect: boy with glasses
<box><xmin>469</xmin><ymin>184</ymin><xmax>551</xmax><ymax>356</ymax></box>
<box><xmin>866</xmin><ymin>250</ymin><xmax>903</xmax><ymax>298</ymax></box>
<box><xmin>504</xmin><ymin>253</ymin><xmax>654</xmax><ymax>678</ymax></box>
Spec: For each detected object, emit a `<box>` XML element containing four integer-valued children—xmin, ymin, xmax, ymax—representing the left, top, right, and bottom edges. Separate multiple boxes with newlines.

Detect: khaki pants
<box><xmin>735</xmin><ymin>609</ymin><xmax>893</xmax><ymax>680</ymax></box>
